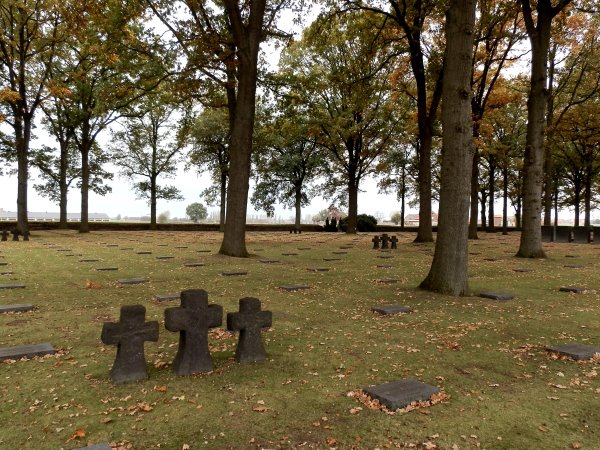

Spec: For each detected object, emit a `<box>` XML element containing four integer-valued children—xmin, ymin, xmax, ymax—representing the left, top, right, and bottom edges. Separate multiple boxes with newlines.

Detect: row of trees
<box><xmin>1</xmin><ymin>0</ymin><xmax>598</xmax><ymax>294</ymax></box>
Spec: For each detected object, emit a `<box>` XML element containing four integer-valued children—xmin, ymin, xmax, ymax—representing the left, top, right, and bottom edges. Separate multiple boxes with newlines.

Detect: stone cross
<box><xmin>1</xmin><ymin>230</ymin><xmax>7</xmax><ymax>241</ymax></box>
<box><xmin>11</xmin><ymin>229</ymin><xmax>19</xmax><ymax>241</ymax></box>
<box><xmin>380</xmin><ymin>234</ymin><xmax>390</xmax><ymax>249</ymax></box>
<box><xmin>101</xmin><ymin>304</ymin><xmax>159</xmax><ymax>384</ymax></box>
<box><xmin>390</xmin><ymin>236</ymin><xmax>398</xmax><ymax>249</ymax></box>
<box><xmin>372</xmin><ymin>235</ymin><xmax>380</xmax><ymax>249</ymax></box>
<box><xmin>164</xmin><ymin>289</ymin><xmax>223</xmax><ymax>375</ymax></box>
<box><xmin>227</xmin><ymin>297</ymin><xmax>272</xmax><ymax>363</ymax></box>
<box><xmin>22</xmin><ymin>230</ymin><xmax>30</xmax><ymax>241</ymax></box>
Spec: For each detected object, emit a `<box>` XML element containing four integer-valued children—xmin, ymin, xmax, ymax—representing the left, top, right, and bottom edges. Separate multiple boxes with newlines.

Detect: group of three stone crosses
<box><xmin>101</xmin><ymin>289</ymin><xmax>272</xmax><ymax>384</ymax></box>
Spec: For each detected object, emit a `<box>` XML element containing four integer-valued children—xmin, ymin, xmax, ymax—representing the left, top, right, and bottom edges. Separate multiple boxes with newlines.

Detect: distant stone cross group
<box><xmin>372</xmin><ymin>234</ymin><xmax>398</xmax><ymax>250</ymax></box>
<box><xmin>101</xmin><ymin>289</ymin><xmax>272</xmax><ymax>383</ymax></box>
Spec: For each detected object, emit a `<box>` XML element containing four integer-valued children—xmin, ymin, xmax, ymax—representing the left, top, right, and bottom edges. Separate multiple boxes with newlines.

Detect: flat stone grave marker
<box><xmin>339</xmin><ymin>246</ymin><xmax>353</xmax><ymax>249</ymax></box>
<box><xmin>222</xmin><ymin>271</ymin><xmax>247</xmax><ymax>276</ymax></box>
<box><xmin>259</xmin><ymin>259</ymin><xmax>279</xmax><ymax>264</ymax></box>
<box><xmin>119</xmin><ymin>247</ymin><xmax>133</xmax><ymax>251</ymax></box>
<box><xmin>363</xmin><ymin>379</ymin><xmax>440</xmax><ymax>410</ymax></box>
<box><xmin>96</xmin><ymin>267</ymin><xmax>118</xmax><ymax>271</ymax></box>
<box><xmin>298</xmin><ymin>247</ymin><xmax>311</xmax><ymax>250</ymax></box>
<box><xmin>101</xmin><ymin>304</ymin><xmax>159</xmax><ymax>383</ymax></box>
<box><xmin>378</xmin><ymin>255</ymin><xmax>394</xmax><ymax>259</ymax></box>
<box><xmin>227</xmin><ymin>297</ymin><xmax>272</xmax><ymax>363</ymax></box>
<box><xmin>73</xmin><ymin>444</ymin><xmax>111</xmax><ymax>450</ymax></box>
<box><xmin>107</xmin><ymin>244</ymin><xmax>119</xmax><ymax>247</ymax></box>
<box><xmin>0</xmin><ymin>342</ymin><xmax>55</xmax><ymax>361</ymax></box>
<box><xmin>323</xmin><ymin>258</ymin><xmax>341</xmax><ymax>261</ymax></box>
<box><xmin>513</xmin><ymin>268</ymin><xmax>534</xmax><ymax>273</ymax></box>
<box><xmin>253</xmin><ymin>248</ymin><xmax>264</xmax><ymax>252</ymax></box>
<box><xmin>118</xmin><ymin>278</ymin><xmax>147</xmax><ymax>285</ymax></box>
<box><xmin>196</xmin><ymin>250</ymin><xmax>211</xmax><ymax>253</ymax></box>
<box><xmin>307</xmin><ymin>267</ymin><xmax>329</xmax><ymax>272</ymax></box>
<box><xmin>175</xmin><ymin>246</ymin><xmax>188</xmax><ymax>249</ymax></box>
<box><xmin>546</xmin><ymin>343</ymin><xmax>600</xmax><ymax>361</ymax></box>
<box><xmin>79</xmin><ymin>258</ymin><xmax>99</xmax><ymax>262</ymax></box>
<box><xmin>155</xmin><ymin>294</ymin><xmax>180</xmax><ymax>302</ymax></box>
<box><xmin>0</xmin><ymin>271</ymin><xmax>14</xmax><ymax>275</ymax></box>
<box><xmin>282</xmin><ymin>252</ymin><xmax>298</xmax><ymax>256</ymax></box>
<box><xmin>483</xmin><ymin>258</ymin><xmax>498</xmax><ymax>262</ymax></box>
<box><xmin>0</xmin><ymin>284</ymin><xmax>25</xmax><ymax>289</ymax></box>
<box><xmin>390</xmin><ymin>236</ymin><xmax>398</xmax><ymax>249</ymax></box>
<box><xmin>164</xmin><ymin>289</ymin><xmax>223</xmax><ymax>375</ymax></box>
<box><xmin>565</xmin><ymin>255</ymin><xmax>579</xmax><ymax>258</ymax></box>
<box><xmin>559</xmin><ymin>286</ymin><xmax>587</xmax><ymax>293</ymax></box>
<box><xmin>156</xmin><ymin>256</ymin><xmax>175</xmax><ymax>260</ymax></box>
<box><xmin>371</xmin><ymin>305</ymin><xmax>412</xmax><ymax>315</ymax></box>
<box><xmin>564</xmin><ymin>264</ymin><xmax>585</xmax><ymax>269</ymax></box>
<box><xmin>0</xmin><ymin>262</ymin><xmax>8</xmax><ymax>266</ymax></box>
<box><xmin>280</xmin><ymin>284</ymin><xmax>310</xmax><ymax>292</ymax></box>
<box><xmin>56</xmin><ymin>249</ymin><xmax>72</xmax><ymax>252</ymax></box>
<box><xmin>378</xmin><ymin>278</ymin><xmax>400</xmax><ymax>284</ymax></box>
<box><xmin>137</xmin><ymin>251</ymin><xmax>152</xmax><ymax>255</ymax></box>
<box><xmin>469</xmin><ymin>252</ymin><xmax>481</xmax><ymax>255</ymax></box>
<box><xmin>0</xmin><ymin>304</ymin><xmax>33</xmax><ymax>313</ymax></box>
<box><xmin>377</xmin><ymin>264</ymin><xmax>394</xmax><ymax>268</ymax></box>
<box><xmin>479</xmin><ymin>292</ymin><xmax>514</xmax><ymax>301</ymax></box>
<box><xmin>157</xmin><ymin>244</ymin><xmax>168</xmax><ymax>247</ymax></box>
<box><xmin>332</xmin><ymin>251</ymin><xmax>347</xmax><ymax>255</ymax></box>
<box><xmin>184</xmin><ymin>262</ymin><xmax>205</xmax><ymax>267</ymax></box>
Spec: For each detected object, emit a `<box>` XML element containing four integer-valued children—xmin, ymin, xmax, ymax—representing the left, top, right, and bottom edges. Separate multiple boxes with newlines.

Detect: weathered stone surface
<box><xmin>572</xmin><ymin>227</ymin><xmax>591</xmax><ymax>244</ymax></box>
<box><xmin>101</xmin><ymin>304</ymin><xmax>159</xmax><ymax>383</ymax></box>
<box><xmin>547</xmin><ymin>343</ymin><xmax>600</xmax><ymax>360</ymax></box>
<box><xmin>364</xmin><ymin>379</ymin><xmax>440</xmax><ymax>410</ymax></box>
<box><xmin>323</xmin><ymin>258</ymin><xmax>341</xmax><ymax>262</ymax></box>
<box><xmin>1</xmin><ymin>230</ymin><xmax>8</xmax><ymax>241</ymax></box>
<box><xmin>0</xmin><ymin>284</ymin><xmax>25</xmax><ymax>289</ymax></box>
<box><xmin>371</xmin><ymin>305</ymin><xmax>412</xmax><ymax>315</ymax></box>
<box><xmin>221</xmin><ymin>271</ymin><xmax>247</xmax><ymax>276</ymax></box>
<box><xmin>390</xmin><ymin>236</ymin><xmax>398</xmax><ymax>249</ymax></box>
<box><xmin>307</xmin><ymin>267</ymin><xmax>329</xmax><ymax>272</ymax></box>
<box><xmin>196</xmin><ymin>250</ymin><xmax>211</xmax><ymax>253</ymax></box>
<box><xmin>483</xmin><ymin>258</ymin><xmax>498</xmax><ymax>262</ymax></box>
<box><xmin>378</xmin><ymin>255</ymin><xmax>394</xmax><ymax>259</ymax></box>
<box><xmin>279</xmin><ymin>285</ymin><xmax>310</xmax><ymax>291</ymax></box>
<box><xmin>79</xmin><ymin>258</ymin><xmax>100</xmax><ymax>262</ymax></box>
<box><xmin>184</xmin><ymin>262</ymin><xmax>205</xmax><ymax>267</ymax></box>
<box><xmin>259</xmin><ymin>259</ymin><xmax>279</xmax><ymax>264</ymax></box>
<box><xmin>175</xmin><ymin>246</ymin><xmax>188</xmax><ymax>249</ymax></box>
<box><xmin>513</xmin><ymin>268</ymin><xmax>534</xmax><ymax>273</ymax></box>
<box><xmin>298</xmin><ymin>247</ymin><xmax>311</xmax><ymax>250</ymax></box>
<box><xmin>156</xmin><ymin>255</ymin><xmax>175</xmax><ymax>260</ymax></box>
<box><xmin>155</xmin><ymin>294</ymin><xmax>180</xmax><ymax>302</ymax></box>
<box><xmin>164</xmin><ymin>289</ymin><xmax>223</xmax><ymax>375</ymax></box>
<box><xmin>377</xmin><ymin>278</ymin><xmax>400</xmax><ymax>283</ymax></box>
<box><xmin>0</xmin><ymin>271</ymin><xmax>14</xmax><ymax>275</ymax></box>
<box><xmin>227</xmin><ymin>297</ymin><xmax>272</xmax><ymax>363</ymax></box>
<box><xmin>380</xmin><ymin>234</ymin><xmax>390</xmax><ymax>249</ymax></box>
<box><xmin>0</xmin><ymin>343</ymin><xmax>55</xmax><ymax>361</ymax></box>
<box><xmin>559</xmin><ymin>287</ymin><xmax>587</xmax><ymax>293</ymax></box>
<box><xmin>564</xmin><ymin>264</ymin><xmax>585</xmax><ymax>269</ymax></box>
<box><xmin>96</xmin><ymin>267</ymin><xmax>118</xmax><ymax>271</ymax></box>
<box><xmin>0</xmin><ymin>304</ymin><xmax>33</xmax><ymax>313</ymax></box>
<box><xmin>136</xmin><ymin>251</ymin><xmax>152</xmax><ymax>255</ymax></box>
<box><xmin>118</xmin><ymin>278</ymin><xmax>147</xmax><ymax>285</ymax></box>
<box><xmin>372</xmin><ymin>236</ymin><xmax>380</xmax><ymax>249</ymax></box>
<box><xmin>479</xmin><ymin>292</ymin><xmax>514</xmax><ymax>301</ymax></box>
<box><xmin>332</xmin><ymin>251</ymin><xmax>347</xmax><ymax>255</ymax></box>
<box><xmin>282</xmin><ymin>253</ymin><xmax>298</xmax><ymax>256</ymax></box>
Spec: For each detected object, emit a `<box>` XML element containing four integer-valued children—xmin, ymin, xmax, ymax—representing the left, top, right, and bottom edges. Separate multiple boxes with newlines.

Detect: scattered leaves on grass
<box><xmin>85</xmin><ymin>279</ymin><xmax>102</xmax><ymax>289</ymax></box>
<box><xmin>346</xmin><ymin>389</ymin><xmax>450</xmax><ymax>415</ymax></box>
<box><xmin>66</xmin><ymin>428</ymin><xmax>86</xmax><ymax>442</ymax></box>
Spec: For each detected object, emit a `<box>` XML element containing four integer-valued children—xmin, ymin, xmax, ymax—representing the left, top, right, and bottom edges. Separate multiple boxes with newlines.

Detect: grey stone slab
<box><xmin>378</xmin><ymin>278</ymin><xmax>400</xmax><ymax>283</ymax></box>
<box><xmin>513</xmin><ymin>268</ymin><xmax>534</xmax><ymax>273</ymax></box>
<box><xmin>0</xmin><ymin>342</ymin><xmax>55</xmax><ymax>361</ymax></box>
<box><xmin>0</xmin><ymin>284</ymin><xmax>25</xmax><ymax>289</ymax></box>
<box><xmin>96</xmin><ymin>267</ymin><xmax>118</xmax><ymax>271</ymax></box>
<box><xmin>196</xmin><ymin>250</ymin><xmax>211</xmax><ymax>253</ymax></box>
<box><xmin>119</xmin><ymin>247</ymin><xmax>133</xmax><ymax>250</ymax></box>
<box><xmin>0</xmin><ymin>271</ymin><xmax>14</xmax><ymax>275</ymax></box>
<box><xmin>483</xmin><ymin>258</ymin><xmax>498</xmax><ymax>262</ymax></box>
<box><xmin>307</xmin><ymin>267</ymin><xmax>330</xmax><ymax>272</ymax></box>
<box><xmin>227</xmin><ymin>297</ymin><xmax>272</xmax><ymax>363</ymax></box>
<box><xmin>79</xmin><ymin>259</ymin><xmax>99</xmax><ymax>262</ymax></box>
<box><xmin>155</xmin><ymin>294</ymin><xmax>180</xmax><ymax>302</ymax></box>
<box><xmin>559</xmin><ymin>286</ymin><xmax>588</xmax><ymax>293</ymax></box>
<box><xmin>118</xmin><ymin>278</ymin><xmax>147</xmax><ymax>285</ymax></box>
<box><xmin>332</xmin><ymin>251</ymin><xmax>347</xmax><ymax>255</ymax></box>
<box><xmin>175</xmin><ymin>246</ymin><xmax>188</xmax><ymax>249</ymax></box>
<box><xmin>371</xmin><ymin>305</ymin><xmax>412</xmax><ymax>315</ymax></box>
<box><xmin>323</xmin><ymin>258</ymin><xmax>341</xmax><ymax>261</ymax></box>
<box><xmin>157</xmin><ymin>244</ymin><xmax>168</xmax><ymax>247</ymax></box>
<box><xmin>184</xmin><ymin>262</ymin><xmax>205</xmax><ymax>267</ymax></box>
<box><xmin>279</xmin><ymin>284</ymin><xmax>310</xmax><ymax>291</ymax></box>
<box><xmin>259</xmin><ymin>259</ymin><xmax>280</xmax><ymax>264</ymax></box>
<box><xmin>0</xmin><ymin>262</ymin><xmax>8</xmax><ymax>266</ymax></box>
<box><xmin>282</xmin><ymin>253</ymin><xmax>298</xmax><ymax>256</ymax></box>
<box><xmin>479</xmin><ymin>292</ymin><xmax>514</xmax><ymax>301</ymax></box>
<box><xmin>156</xmin><ymin>256</ymin><xmax>175</xmax><ymax>260</ymax></box>
<box><xmin>0</xmin><ymin>304</ymin><xmax>33</xmax><ymax>313</ymax></box>
<box><xmin>298</xmin><ymin>247</ymin><xmax>311</xmax><ymax>250</ymax></box>
<box><xmin>547</xmin><ymin>343</ymin><xmax>600</xmax><ymax>361</ymax></box>
<box><xmin>363</xmin><ymin>379</ymin><xmax>440</xmax><ymax>410</ymax></box>
<box><xmin>221</xmin><ymin>271</ymin><xmax>247</xmax><ymax>276</ymax></box>
<box><xmin>73</xmin><ymin>443</ymin><xmax>112</xmax><ymax>450</ymax></box>
<box><xmin>378</xmin><ymin>255</ymin><xmax>394</xmax><ymax>259</ymax></box>
<box><xmin>564</xmin><ymin>264</ymin><xmax>585</xmax><ymax>269</ymax></box>
<box><xmin>136</xmin><ymin>251</ymin><xmax>152</xmax><ymax>255</ymax></box>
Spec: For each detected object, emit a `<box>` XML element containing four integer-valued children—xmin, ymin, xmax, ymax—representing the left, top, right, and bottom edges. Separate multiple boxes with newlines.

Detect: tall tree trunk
<box><xmin>150</xmin><ymin>175</ymin><xmax>157</xmax><ymax>230</ymax></box>
<box><xmin>347</xmin><ymin>170</ymin><xmax>358</xmax><ymax>234</ymax></box>
<box><xmin>79</xmin><ymin>135</ymin><xmax>90</xmax><ymax>233</ymax></box>
<box><xmin>480</xmin><ymin>190</ymin><xmax>487</xmax><ymax>229</ymax></box>
<box><xmin>542</xmin><ymin>43</ymin><xmax>557</xmax><ymax>226</ymax></box>
<box><xmin>502</xmin><ymin>167</ymin><xmax>508</xmax><ymax>235</ymax></box>
<box><xmin>584</xmin><ymin>158</ymin><xmax>591</xmax><ymax>228</ymax></box>
<box><xmin>415</xmin><ymin>130</ymin><xmax>434</xmax><ymax>242</ymax></box>
<box><xmin>219</xmin><ymin>0</ymin><xmax>265</xmax><ymax>257</ymax></box>
<box><xmin>420</xmin><ymin>0</ymin><xmax>476</xmax><ymax>296</ymax></box>
<box><xmin>517</xmin><ymin>0</ymin><xmax>571</xmax><ymax>257</ymax></box>
<box><xmin>468</xmin><ymin>151</ymin><xmax>479</xmax><ymax>239</ymax></box>
<box><xmin>59</xmin><ymin>141</ymin><xmax>69</xmax><ymax>229</ymax></box>
<box><xmin>487</xmin><ymin>156</ymin><xmax>496</xmax><ymax>232</ymax></box>
<box><xmin>400</xmin><ymin>166</ymin><xmax>406</xmax><ymax>229</ymax></box>
<box><xmin>573</xmin><ymin>184</ymin><xmax>580</xmax><ymax>227</ymax></box>
<box><xmin>553</xmin><ymin>184</ymin><xmax>558</xmax><ymax>227</ymax></box>
<box><xmin>15</xmin><ymin>113</ymin><xmax>30</xmax><ymax>234</ymax></box>
<box><xmin>294</xmin><ymin>184</ymin><xmax>302</xmax><ymax>231</ymax></box>
<box><xmin>516</xmin><ymin>197</ymin><xmax>522</xmax><ymax>229</ymax></box>
<box><xmin>219</xmin><ymin>172</ymin><xmax>227</xmax><ymax>232</ymax></box>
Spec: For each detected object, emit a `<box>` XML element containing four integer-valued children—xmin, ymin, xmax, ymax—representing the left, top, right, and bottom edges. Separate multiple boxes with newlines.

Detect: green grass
<box><xmin>0</xmin><ymin>230</ymin><xmax>598</xmax><ymax>450</ymax></box>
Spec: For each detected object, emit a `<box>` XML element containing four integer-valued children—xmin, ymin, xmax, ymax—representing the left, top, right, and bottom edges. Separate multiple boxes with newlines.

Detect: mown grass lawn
<box><xmin>0</xmin><ymin>230</ymin><xmax>598</xmax><ymax>450</ymax></box>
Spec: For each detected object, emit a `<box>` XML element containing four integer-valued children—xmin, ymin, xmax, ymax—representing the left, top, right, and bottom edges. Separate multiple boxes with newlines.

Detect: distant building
<box><xmin>404</xmin><ymin>212</ymin><xmax>439</xmax><ymax>227</ymax></box>
<box><xmin>0</xmin><ymin>209</ymin><xmax>110</xmax><ymax>222</ymax></box>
